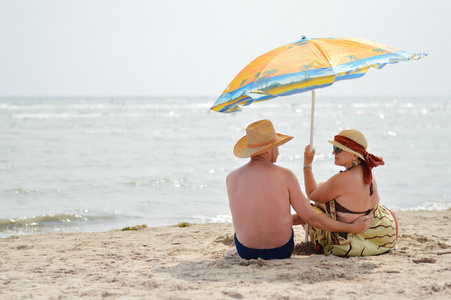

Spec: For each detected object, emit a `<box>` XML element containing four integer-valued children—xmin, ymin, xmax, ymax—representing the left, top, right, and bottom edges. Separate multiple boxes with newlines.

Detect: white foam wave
<box><xmin>191</xmin><ymin>214</ymin><xmax>233</xmax><ymax>224</ymax></box>
<box><xmin>83</xmin><ymin>129</ymin><xmax>128</xmax><ymax>135</ymax></box>
<box><xmin>392</xmin><ymin>198</ymin><xmax>451</xmax><ymax>212</ymax></box>
<box><xmin>11</xmin><ymin>113</ymin><xmax>103</xmax><ymax>119</ymax></box>
<box><xmin>0</xmin><ymin>101</ymin><xmax>213</xmax><ymax>112</ymax></box>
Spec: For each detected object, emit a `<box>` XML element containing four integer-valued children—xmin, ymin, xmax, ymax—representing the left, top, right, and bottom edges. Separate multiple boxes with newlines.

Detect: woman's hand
<box><xmin>304</xmin><ymin>145</ymin><xmax>315</xmax><ymax>166</ymax></box>
<box><xmin>350</xmin><ymin>215</ymin><xmax>373</xmax><ymax>233</ymax></box>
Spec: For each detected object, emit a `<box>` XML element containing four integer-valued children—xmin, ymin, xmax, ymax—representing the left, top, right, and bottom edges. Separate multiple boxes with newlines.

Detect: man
<box><xmin>227</xmin><ymin>119</ymin><xmax>372</xmax><ymax>260</ymax></box>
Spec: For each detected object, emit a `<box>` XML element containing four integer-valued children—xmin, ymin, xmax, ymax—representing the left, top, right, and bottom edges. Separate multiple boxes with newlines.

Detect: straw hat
<box><xmin>234</xmin><ymin>119</ymin><xmax>293</xmax><ymax>158</ymax></box>
<box><xmin>328</xmin><ymin>129</ymin><xmax>368</xmax><ymax>160</ymax></box>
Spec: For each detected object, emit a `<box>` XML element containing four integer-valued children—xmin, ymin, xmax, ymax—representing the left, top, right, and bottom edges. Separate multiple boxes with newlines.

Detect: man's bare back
<box><xmin>227</xmin><ymin>150</ymin><xmax>294</xmax><ymax>249</ymax></box>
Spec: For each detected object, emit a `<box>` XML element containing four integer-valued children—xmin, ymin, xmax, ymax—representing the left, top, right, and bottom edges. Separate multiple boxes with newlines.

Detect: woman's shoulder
<box><xmin>329</xmin><ymin>170</ymin><xmax>349</xmax><ymax>182</ymax></box>
<box><xmin>326</xmin><ymin>168</ymin><xmax>361</xmax><ymax>189</ymax></box>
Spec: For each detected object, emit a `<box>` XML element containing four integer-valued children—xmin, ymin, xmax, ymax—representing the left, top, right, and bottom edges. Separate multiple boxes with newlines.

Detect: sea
<box><xmin>1</xmin><ymin>96</ymin><xmax>450</xmax><ymax>238</ymax></box>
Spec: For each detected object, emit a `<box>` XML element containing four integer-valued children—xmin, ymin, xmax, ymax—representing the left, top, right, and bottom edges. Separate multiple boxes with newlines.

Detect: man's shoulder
<box><xmin>272</xmin><ymin>163</ymin><xmax>292</xmax><ymax>171</ymax></box>
<box><xmin>227</xmin><ymin>164</ymin><xmax>248</xmax><ymax>179</ymax></box>
<box><xmin>228</xmin><ymin>163</ymin><xmax>247</xmax><ymax>173</ymax></box>
<box><xmin>271</xmin><ymin>164</ymin><xmax>296</xmax><ymax>177</ymax></box>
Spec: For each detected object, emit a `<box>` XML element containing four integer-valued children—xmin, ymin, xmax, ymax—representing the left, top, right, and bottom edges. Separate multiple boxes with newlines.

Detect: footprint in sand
<box><xmin>413</xmin><ymin>257</ymin><xmax>436</xmax><ymax>264</ymax></box>
<box><xmin>215</xmin><ymin>235</ymin><xmax>235</xmax><ymax>246</ymax></box>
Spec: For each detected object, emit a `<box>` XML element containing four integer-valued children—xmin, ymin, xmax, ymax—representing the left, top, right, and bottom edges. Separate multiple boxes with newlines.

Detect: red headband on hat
<box><xmin>334</xmin><ymin>135</ymin><xmax>385</xmax><ymax>186</ymax></box>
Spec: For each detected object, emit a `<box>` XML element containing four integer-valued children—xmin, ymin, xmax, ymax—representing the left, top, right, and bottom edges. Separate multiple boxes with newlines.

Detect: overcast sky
<box><xmin>0</xmin><ymin>0</ymin><xmax>449</xmax><ymax>98</ymax></box>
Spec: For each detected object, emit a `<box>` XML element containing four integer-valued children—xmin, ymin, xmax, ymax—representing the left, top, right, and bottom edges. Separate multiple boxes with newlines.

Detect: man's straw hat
<box><xmin>328</xmin><ymin>129</ymin><xmax>368</xmax><ymax>160</ymax></box>
<box><xmin>234</xmin><ymin>119</ymin><xmax>293</xmax><ymax>158</ymax></box>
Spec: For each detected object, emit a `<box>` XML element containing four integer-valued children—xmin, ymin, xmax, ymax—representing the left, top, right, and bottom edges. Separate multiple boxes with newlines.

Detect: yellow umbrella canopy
<box><xmin>211</xmin><ymin>37</ymin><xmax>426</xmax><ymax>113</ymax></box>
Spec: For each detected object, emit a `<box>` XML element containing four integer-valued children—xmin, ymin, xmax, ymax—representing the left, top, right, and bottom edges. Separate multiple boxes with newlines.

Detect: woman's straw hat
<box><xmin>328</xmin><ymin>129</ymin><xmax>368</xmax><ymax>160</ymax></box>
<box><xmin>234</xmin><ymin>119</ymin><xmax>293</xmax><ymax>158</ymax></box>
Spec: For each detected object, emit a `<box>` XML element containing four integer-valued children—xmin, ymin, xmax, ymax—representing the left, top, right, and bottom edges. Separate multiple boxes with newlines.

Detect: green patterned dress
<box><xmin>309</xmin><ymin>201</ymin><xmax>398</xmax><ymax>257</ymax></box>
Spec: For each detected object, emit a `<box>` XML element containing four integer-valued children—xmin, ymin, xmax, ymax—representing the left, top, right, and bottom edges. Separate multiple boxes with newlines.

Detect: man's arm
<box><xmin>287</xmin><ymin>169</ymin><xmax>372</xmax><ymax>233</ymax></box>
<box><xmin>302</xmin><ymin>206</ymin><xmax>372</xmax><ymax>233</ymax></box>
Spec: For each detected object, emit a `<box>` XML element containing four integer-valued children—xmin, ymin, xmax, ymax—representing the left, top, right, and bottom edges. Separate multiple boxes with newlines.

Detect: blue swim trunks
<box><xmin>234</xmin><ymin>229</ymin><xmax>294</xmax><ymax>260</ymax></box>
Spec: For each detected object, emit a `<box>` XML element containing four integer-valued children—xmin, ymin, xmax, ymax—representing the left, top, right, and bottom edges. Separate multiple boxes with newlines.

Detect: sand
<box><xmin>1</xmin><ymin>210</ymin><xmax>450</xmax><ymax>299</ymax></box>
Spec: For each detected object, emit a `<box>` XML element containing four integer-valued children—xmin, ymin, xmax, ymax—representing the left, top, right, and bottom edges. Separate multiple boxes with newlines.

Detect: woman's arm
<box><xmin>303</xmin><ymin>145</ymin><xmax>318</xmax><ymax>196</ymax></box>
<box><xmin>303</xmin><ymin>145</ymin><xmax>341</xmax><ymax>203</ymax></box>
<box><xmin>308</xmin><ymin>175</ymin><xmax>343</xmax><ymax>204</ymax></box>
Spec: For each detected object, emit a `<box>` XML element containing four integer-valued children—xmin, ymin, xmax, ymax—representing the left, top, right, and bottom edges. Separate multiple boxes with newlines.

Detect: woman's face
<box><xmin>333</xmin><ymin>146</ymin><xmax>354</xmax><ymax>166</ymax></box>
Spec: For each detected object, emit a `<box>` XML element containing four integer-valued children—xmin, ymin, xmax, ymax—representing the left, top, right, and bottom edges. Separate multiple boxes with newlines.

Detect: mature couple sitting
<box><xmin>227</xmin><ymin>119</ymin><xmax>398</xmax><ymax>259</ymax></box>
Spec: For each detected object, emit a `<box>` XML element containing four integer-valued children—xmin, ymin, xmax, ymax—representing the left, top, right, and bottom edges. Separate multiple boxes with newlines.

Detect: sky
<box><xmin>0</xmin><ymin>0</ymin><xmax>450</xmax><ymax>98</ymax></box>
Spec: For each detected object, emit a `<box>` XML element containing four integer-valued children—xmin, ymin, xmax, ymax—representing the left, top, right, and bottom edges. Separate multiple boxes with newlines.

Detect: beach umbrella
<box><xmin>211</xmin><ymin>36</ymin><xmax>426</xmax><ymax>241</ymax></box>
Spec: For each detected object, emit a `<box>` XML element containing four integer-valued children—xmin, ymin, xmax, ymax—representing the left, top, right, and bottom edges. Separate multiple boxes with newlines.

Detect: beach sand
<box><xmin>1</xmin><ymin>210</ymin><xmax>450</xmax><ymax>299</ymax></box>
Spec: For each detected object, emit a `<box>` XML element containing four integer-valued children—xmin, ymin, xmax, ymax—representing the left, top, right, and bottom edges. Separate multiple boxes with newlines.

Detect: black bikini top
<box><xmin>334</xmin><ymin>200</ymin><xmax>372</xmax><ymax>215</ymax></box>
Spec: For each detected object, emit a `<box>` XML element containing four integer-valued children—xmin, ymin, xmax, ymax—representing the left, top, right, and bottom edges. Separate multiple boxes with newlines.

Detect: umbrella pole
<box><xmin>309</xmin><ymin>90</ymin><xmax>315</xmax><ymax>149</ymax></box>
<box><xmin>304</xmin><ymin>90</ymin><xmax>315</xmax><ymax>243</ymax></box>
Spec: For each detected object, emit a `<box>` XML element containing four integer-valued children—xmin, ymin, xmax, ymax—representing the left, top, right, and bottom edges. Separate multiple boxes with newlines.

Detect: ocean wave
<box><xmin>0</xmin><ymin>101</ymin><xmax>213</xmax><ymax>112</ymax></box>
<box><xmin>11</xmin><ymin>113</ymin><xmax>104</xmax><ymax>120</ymax></box>
<box><xmin>83</xmin><ymin>129</ymin><xmax>128</xmax><ymax>135</ymax></box>
<box><xmin>390</xmin><ymin>198</ymin><xmax>451</xmax><ymax>212</ymax></box>
<box><xmin>0</xmin><ymin>212</ymin><xmax>122</xmax><ymax>237</ymax></box>
<box><xmin>8</xmin><ymin>110</ymin><xmax>205</xmax><ymax>120</ymax></box>
<box><xmin>190</xmin><ymin>214</ymin><xmax>233</xmax><ymax>224</ymax></box>
<box><xmin>0</xmin><ymin>213</ymin><xmax>90</xmax><ymax>230</ymax></box>
<box><xmin>403</xmin><ymin>199</ymin><xmax>451</xmax><ymax>211</ymax></box>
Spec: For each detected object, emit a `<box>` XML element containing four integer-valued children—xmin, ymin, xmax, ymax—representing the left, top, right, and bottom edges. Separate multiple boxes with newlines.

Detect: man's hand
<box><xmin>292</xmin><ymin>213</ymin><xmax>305</xmax><ymax>226</ymax></box>
<box><xmin>351</xmin><ymin>215</ymin><xmax>373</xmax><ymax>233</ymax></box>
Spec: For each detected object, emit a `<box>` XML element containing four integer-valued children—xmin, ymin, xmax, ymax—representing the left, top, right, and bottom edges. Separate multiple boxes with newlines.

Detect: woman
<box><xmin>299</xmin><ymin>129</ymin><xmax>398</xmax><ymax>257</ymax></box>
